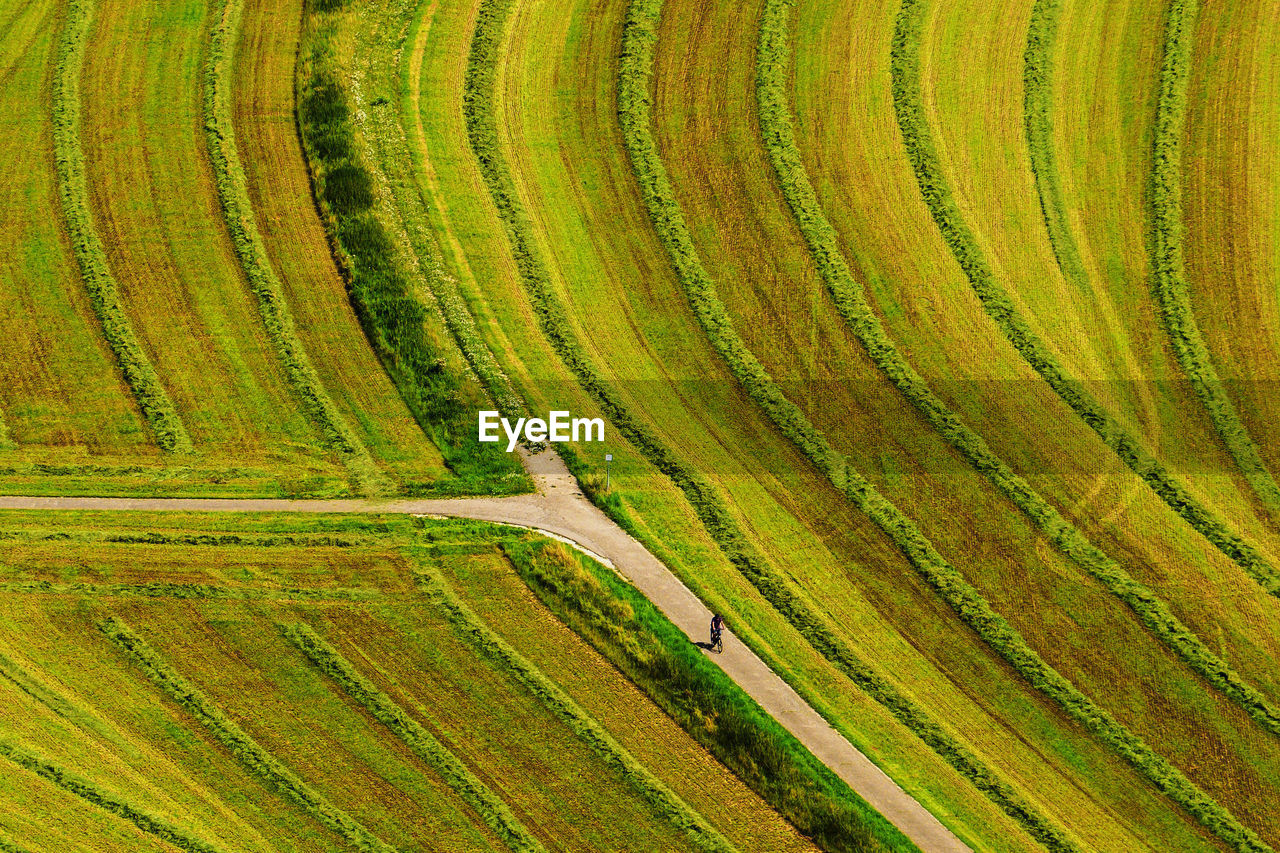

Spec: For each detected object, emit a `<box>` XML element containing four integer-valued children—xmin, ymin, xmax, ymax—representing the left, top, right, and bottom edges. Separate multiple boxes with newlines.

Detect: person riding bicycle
<box><xmin>710</xmin><ymin>613</ymin><xmax>725</xmax><ymax>650</ymax></box>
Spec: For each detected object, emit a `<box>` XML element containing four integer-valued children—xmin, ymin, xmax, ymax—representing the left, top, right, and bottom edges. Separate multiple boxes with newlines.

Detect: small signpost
<box><xmin>605</xmin><ymin>454</ymin><xmax>613</xmax><ymax>491</ymax></box>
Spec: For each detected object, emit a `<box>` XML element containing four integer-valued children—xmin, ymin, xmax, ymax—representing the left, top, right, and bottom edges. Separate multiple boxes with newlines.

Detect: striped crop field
<box><xmin>1</xmin><ymin>0</ymin><xmax>1277</xmax><ymax>848</ymax></box>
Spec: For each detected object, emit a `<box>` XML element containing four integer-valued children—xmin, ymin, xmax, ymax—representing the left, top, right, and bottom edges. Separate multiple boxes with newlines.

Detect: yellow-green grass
<box><xmin>399</xmin><ymin>0</ymin><xmax>1232</xmax><ymax>847</ymax></box>
<box><xmin>1180</xmin><ymin>0</ymin><xmax>1280</xmax><ymax>498</ymax></box>
<box><xmin>229</xmin><ymin>0</ymin><xmax>452</xmax><ymax>490</ymax></box>
<box><xmin>0</xmin><ymin>0</ymin><xmax>151</xmax><ymax>459</ymax></box>
<box><xmin>0</xmin><ymin>519</ymin><xmax>818</xmax><ymax>851</ymax></box>
<box><xmin>79</xmin><ymin>0</ymin><xmax>348</xmax><ymax>484</ymax></box>
<box><xmin>789</xmin><ymin>0</ymin><xmax>1280</xmax><ymax>616</ymax></box>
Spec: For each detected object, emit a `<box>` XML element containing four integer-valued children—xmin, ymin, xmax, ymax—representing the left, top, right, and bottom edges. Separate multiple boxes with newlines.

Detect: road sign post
<box><xmin>605</xmin><ymin>454</ymin><xmax>612</xmax><ymax>491</ymax></box>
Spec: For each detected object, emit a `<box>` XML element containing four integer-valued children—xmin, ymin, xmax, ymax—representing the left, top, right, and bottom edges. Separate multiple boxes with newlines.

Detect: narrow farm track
<box><xmin>0</xmin><ymin>447</ymin><xmax>967</xmax><ymax>853</ymax></box>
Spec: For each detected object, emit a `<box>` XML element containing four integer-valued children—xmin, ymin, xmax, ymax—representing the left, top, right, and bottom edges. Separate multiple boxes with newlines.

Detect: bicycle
<box><xmin>710</xmin><ymin>627</ymin><xmax>723</xmax><ymax>654</ymax></box>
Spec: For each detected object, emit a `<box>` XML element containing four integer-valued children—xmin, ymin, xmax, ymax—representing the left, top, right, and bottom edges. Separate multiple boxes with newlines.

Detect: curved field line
<box><xmin>101</xmin><ymin>616</ymin><xmax>401</xmax><ymax>853</ymax></box>
<box><xmin>888</xmin><ymin>1</ymin><xmax>1269</xmax><ymax>848</ymax></box>
<box><xmin>1147</xmin><ymin>0</ymin><xmax>1280</xmax><ymax>512</ymax></box>
<box><xmin>413</xmin><ymin>557</ymin><xmax>738</xmax><ymax>853</ymax></box>
<box><xmin>623</xmin><ymin>0</ymin><xmax>1274</xmax><ymax>848</ymax></box>
<box><xmin>51</xmin><ymin>0</ymin><xmax>192</xmax><ymax>454</ymax></box>
<box><xmin>459</xmin><ymin>0</ymin><xmax>1071</xmax><ymax>847</ymax></box>
<box><xmin>885</xmin><ymin>0</ymin><xmax>1280</xmax><ymax>599</ymax></box>
<box><xmin>755</xmin><ymin>0</ymin><xmax>1280</xmax><ymax>741</ymax></box>
<box><xmin>205</xmin><ymin>0</ymin><xmax>391</xmax><ymax>496</ymax></box>
<box><xmin>0</xmin><ymin>740</ymin><xmax>228</xmax><ymax>853</ymax></box>
<box><xmin>282</xmin><ymin>622</ymin><xmax>546</xmax><ymax>853</ymax></box>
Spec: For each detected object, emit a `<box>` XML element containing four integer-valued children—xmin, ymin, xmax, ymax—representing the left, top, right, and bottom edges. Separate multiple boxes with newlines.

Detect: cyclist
<box><xmin>710</xmin><ymin>613</ymin><xmax>725</xmax><ymax>652</ymax></box>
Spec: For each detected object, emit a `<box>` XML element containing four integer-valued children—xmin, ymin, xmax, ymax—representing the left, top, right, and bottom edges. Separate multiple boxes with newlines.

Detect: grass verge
<box><xmin>504</xmin><ymin>537</ymin><xmax>914</xmax><ymax>853</ymax></box>
<box><xmin>412</xmin><ymin>551</ymin><xmax>738</xmax><ymax>853</ymax></box>
<box><xmin>51</xmin><ymin>0</ymin><xmax>191</xmax><ymax>453</ymax></box>
<box><xmin>296</xmin><ymin>0</ymin><xmax>529</xmax><ymax>495</ymax></box>
<box><xmin>100</xmin><ymin>616</ymin><xmax>398</xmax><ymax>853</ymax></box>
<box><xmin>1147</xmin><ymin>0</ymin><xmax>1280</xmax><ymax>512</ymax></box>
<box><xmin>0</xmin><ymin>740</ymin><xmax>226</xmax><ymax>853</ymax></box>
<box><xmin>205</xmin><ymin>0</ymin><xmax>391</xmax><ymax>496</ymax></box>
<box><xmin>463</xmin><ymin>0</ymin><xmax>1077</xmax><ymax>846</ymax></box>
<box><xmin>281</xmin><ymin>621</ymin><xmax>546</xmax><ymax>853</ymax></box>
<box><xmin>754</xmin><ymin>0</ymin><xmax>1280</xmax><ymax>741</ymax></box>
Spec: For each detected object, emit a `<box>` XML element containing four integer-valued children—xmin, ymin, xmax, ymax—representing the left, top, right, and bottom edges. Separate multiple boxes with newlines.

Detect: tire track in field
<box><xmin>755</xmin><ymin>0</ymin><xmax>1280</xmax><ymax>768</ymax></box>
<box><xmin>0</xmin><ymin>448</ymin><xmax>969</xmax><ymax>853</ymax></box>
<box><xmin>1147</xmin><ymin>0</ymin><xmax>1280</xmax><ymax>514</ymax></box>
<box><xmin>204</xmin><ymin>0</ymin><xmax>392</xmax><ymax>496</ymax></box>
<box><xmin>51</xmin><ymin>0</ymin><xmax>192</xmax><ymax>454</ymax></box>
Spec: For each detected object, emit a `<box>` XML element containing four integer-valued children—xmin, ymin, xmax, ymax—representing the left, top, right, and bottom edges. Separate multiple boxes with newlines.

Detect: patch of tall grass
<box><xmin>51</xmin><ymin>0</ymin><xmax>191</xmax><ymax>453</ymax></box>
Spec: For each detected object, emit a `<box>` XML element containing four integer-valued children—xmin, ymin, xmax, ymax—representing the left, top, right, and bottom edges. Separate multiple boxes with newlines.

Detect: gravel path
<box><xmin>0</xmin><ymin>448</ymin><xmax>968</xmax><ymax>852</ymax></box>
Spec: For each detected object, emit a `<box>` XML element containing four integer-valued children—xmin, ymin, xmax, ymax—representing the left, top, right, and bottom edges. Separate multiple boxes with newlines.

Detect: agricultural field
<box><xmin>1</xmin><ymin>0</ymin><xmax>1277</xmax><ymax>848</ymax></box>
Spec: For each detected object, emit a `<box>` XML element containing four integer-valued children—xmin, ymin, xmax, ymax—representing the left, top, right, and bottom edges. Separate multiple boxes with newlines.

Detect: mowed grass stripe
<box><xmin>0</xmin><ymin>740</ymin><xmax>227</xmax><ymax>853</ymax></box>
<box><xmin>463</xmin><ymin>0</ymin><xmax>1078</xmax><ymax>848</ymax></box>
<box><xmin>100</xmin><ymin>616</ymin><xmax>401</xmax><ymax>853</ymax></box>
<box><xmin>282</xmin><ymin>622</ymin><xmax>546</xmax><ymax>853</ymax></box>
<box><xmin>51</xmin><ymin>0</ymin><xmax>191</xmax><ymax>453</ymax></box>
<box><xmin>889</xmin><ymin>0</ymin><xmax>1280</xmax><ymax>599</ymax></box>
<box><xmin>412</xmin><ymin>557</ymin><xmax>738</xmax><ymax>853</ymax></box>
<box><xmin>1148</xmin><ymin>0</ymin><xmax>1280</xmax><ymax>512</ymax></box>
<box><xmin>754</xmin><ymin>0</ymin><xmax>1280</xmax><ymax>741</ymax></box>
<box><xmin>625</xmin><ymin>0</ymin><xmax>1274</xmax><ymax>848</ymax></box>
<box><xmin>888</xmin><ymin>1</ymin><xmax>1270</xmax><ymax>848</ymax></box>
<box><xmin>0</xmin><ymin>580</ymin><xmax>383</xmax><ymax>602</ymax></box>
<box><xmin>205</xmin><ymin>0</ymin><xmax>390</xmax><ymax>496</ymax></box>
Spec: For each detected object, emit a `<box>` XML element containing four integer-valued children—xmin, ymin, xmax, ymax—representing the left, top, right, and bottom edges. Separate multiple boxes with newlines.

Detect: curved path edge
<box><xmin>0</xmin><ymin>447</ymin><xmax>967</xmax><ymax>853</ymax></box>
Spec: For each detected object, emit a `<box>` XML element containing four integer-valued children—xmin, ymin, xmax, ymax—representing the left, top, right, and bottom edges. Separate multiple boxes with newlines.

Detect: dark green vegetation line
<box><xmin>891</xmin><ymin>0</ymin><xmax>1280</xmax><ymax>597</ymax></box>
<box><xmin>204</xmin><ymin>0</ymin><xmax>390</xmax><ymax>495</ymax></box>
<box><xmin>412</xmin><ymin>553</ymin><xmax>740</xmax><ymax>853</ymax></box>
<box><xmin>505</xmin><ymin>538</ymin><xmax>914</xmax><ymax>853</ymax></box>
<box><xmin>281</xmin><ymin>622</ymin><xmax>547</xmax><ymax>853</ymax></box>
<box><xmin>51</xmin><ymin>0</ymin><xmax>191</xmax><ymax>453</ymax></box>
<box><xmin>0</xmin><ymin>580</ymin><xmax>382</xmax><ymax>602</ymax></box>
<box><xmin>1147</xmin><ymin>0</ymin><xmax>1280</xmax><ymax>511</ymax></box>
<box><xmin>0</xmin><ymin>740</ymin><xmax>227</xmax><ymax>853</ymax></box>
<box><xmin>754</xmin><ymin>0</ymin><xmax>1280</xmax><ymax>740</ymax></box>
<box><xmin>891</xmin><ymin>1</ymin><xmax>1270</xmax><ymax>849</ymax></box>
<box><xmin>296</xmin><ymin>0</ymin><xmax>529</xmax><ymax>496</ymax></box>
<box><xmin>101</xmin><ymin>617</ymin><xmax>402</xmax><ymax>853</ymax></box>
<box><xmin>462</xmin><ymin>0</ymin><xmax>1081</xmax><ymax>846</ymax></box>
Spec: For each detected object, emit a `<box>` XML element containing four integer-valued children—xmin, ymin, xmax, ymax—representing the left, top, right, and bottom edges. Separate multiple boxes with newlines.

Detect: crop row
<box><xmin>298</xmin><ymin>0</ymin><xmax>529</xmax><ymax>496</ymax></box>
<box><xmin>1148</xmin><ymin>0</ymin><xmax>1280</xmax><ymax>511</ymax></box>
<box><xmin>461</xmin><ymin>0</ymin><xmax>1077</xmax><ymax>845</ymax></box>
<box><xmin>205</xmin><ymin>0</ymin><xmax>389</xmax><ymax>496</ymax></box>
<box><xmin>756</xmin><ymin>0</ymin><xmax>1280</xmax><ymax>739</ymax></box>
<box><xmin>51</xmin><ymin>0</ymin><xmax>191</xmax><ymax>453</ymax></box>
<box><xmin>0</xmin><ymin>580</ymin><xmax>383</xmax><ymax>602</ymax></box>
<box><xmin>890</xmin><ymin>0</ymin><xmax>1280</xmax><ymax>598</ymax></box>
<box><xmin>282</xmin><ymin>622</ymin><xmax>544</xmax><ymax>853</ymax></box>
<box><xmin>412</xmin><ymin>552</ymin><xmax>737</xmax><ymax>852</ymax></box>
<box><xmin>504</xmin><ymin>537</ymin><xmax>912</xmax><ymax>853</ymax></box>
<box><xmin>889</xmin><ymin>1</ymin><xmax>1269</xmax><ymax>848</ymax></box>
<box><xmin>0</xmin><ymin>739</ymin><xmax>226</xmax><ymax>853</ymax></box>
<box><xmin>100</xmin><ymin>616</ymin><xmax>399</xmax><ymax>853</ymax></box>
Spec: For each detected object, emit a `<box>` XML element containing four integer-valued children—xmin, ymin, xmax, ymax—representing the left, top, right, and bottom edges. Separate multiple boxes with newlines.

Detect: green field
<box><xmin>2</xmin><ymin>0</ymin><xmax>1278</xmax><ymax>848</ymax></box>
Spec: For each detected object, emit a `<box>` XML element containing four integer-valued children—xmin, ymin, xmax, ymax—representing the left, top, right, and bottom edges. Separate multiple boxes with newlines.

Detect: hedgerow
<box><xmin>887</xmin><ymin>0</ymin><xmax>1280</xmax><ymax>599</ymax></box>
<box><xmin>297</xmin><ymin>0</ymin><xmax>529</xmax><ymax>495</ymax></box>
<box><xmin>755</xmin><ymin>0</ymin><xmax>1280</xmax><ymax>741</ymax></box>
<box><xmin>1148</xmin><ymin>0</ymin><xmax>1280</xmax><ymax>511</ymax></box>
<box><xmin>463</xmin><ymin>0</ymin><xmax>1077</xmax><ymax>845</ymax></box>
<box><xmin>282</xmin><ymin>622</ymin><xmax>545</xmax><ymax>853</ymax></box>
<box><xmin>51</xmin><ymin>0</ymin><xmax>191</xmax><ymax>453</ymax></box>
<box><xmin>101</xmin><ymin>617</ymin><xmax>399</xmax><ymax>853</ymax></box>
<box><xmin>505</xmin><ymin>538</ymin><xmax>913</xmax><ymax>853</ymax></box>
<box><xmin>412</xmin><ymin>554</ymin><xmax>738</xmax><ymax>853</ymax></box>
<box><xmin>889</xmin><ymin>1</ymin><xmax>1271</xmax><ymax>848</ymax></box>
<box><xmin>0</xmin><ymin>740</ymin><xmax>227</xmax><ymax>853</ymax></box>
<box><xmin>204</xmin><ymin>0</ymin><xmax>390</xmax><ymax>496</ymax></box>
